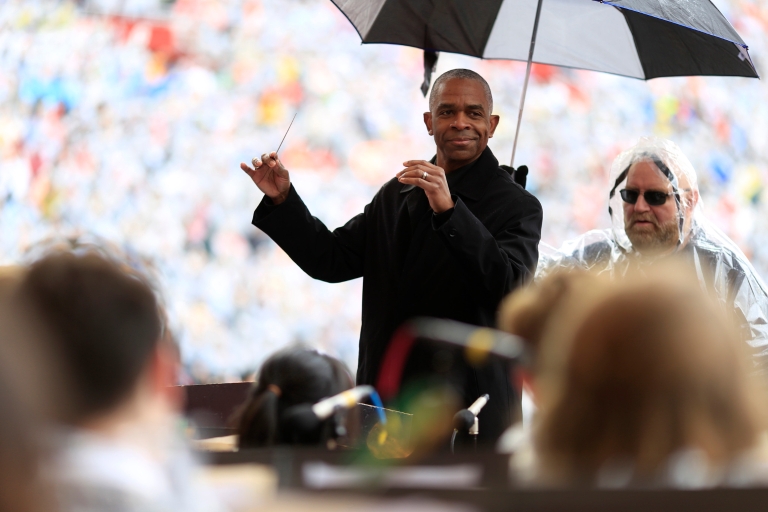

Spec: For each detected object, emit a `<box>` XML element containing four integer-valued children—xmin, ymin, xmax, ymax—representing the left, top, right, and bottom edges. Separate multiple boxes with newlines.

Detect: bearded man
<box><xmin>540</xmin><ymin>137</ymin><xmax>768</xmax><ymax>372</ymax></box>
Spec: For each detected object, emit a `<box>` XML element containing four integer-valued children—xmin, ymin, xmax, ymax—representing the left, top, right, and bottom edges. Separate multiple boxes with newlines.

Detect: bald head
<box><xmin>429</xmin><ymin>69</ymin><xmax>493</xmax><ymax>114</ymax></box>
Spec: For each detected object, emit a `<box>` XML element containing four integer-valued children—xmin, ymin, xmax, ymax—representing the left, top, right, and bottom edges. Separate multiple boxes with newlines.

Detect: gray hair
<box><xmin>428</xmin><ymin>69</ymin><xmax>493</xmax><ymax>114</ymax></box>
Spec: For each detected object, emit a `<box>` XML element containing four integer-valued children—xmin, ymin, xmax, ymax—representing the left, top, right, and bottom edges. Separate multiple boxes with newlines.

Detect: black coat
<box><xmin>252</xmin><ymin>147</ymin><xmax>543</xmax><ymax>441</ymax></box>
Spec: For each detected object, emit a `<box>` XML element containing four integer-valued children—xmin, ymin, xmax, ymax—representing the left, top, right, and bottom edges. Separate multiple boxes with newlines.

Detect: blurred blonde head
<box><xmin>498</xmin><ymin>268</ymin><xmax>609</xmax><ymax>375</ymax></box>
<box><xmin>533</xmin><ymin>260</ymin><xmax>766</xmax><ymax>485</ymax></box>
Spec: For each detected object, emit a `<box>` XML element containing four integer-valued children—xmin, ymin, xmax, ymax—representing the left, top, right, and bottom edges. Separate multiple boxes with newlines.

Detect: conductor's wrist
<box><xmin>267</xmin><ymin>188</ymin><xmax>290</xmax><ymax>206</ymax></box>
<box><xmin>431</xmin><ymin>196</ymin><xmax>455</xmax><ymax>214</ymax></box>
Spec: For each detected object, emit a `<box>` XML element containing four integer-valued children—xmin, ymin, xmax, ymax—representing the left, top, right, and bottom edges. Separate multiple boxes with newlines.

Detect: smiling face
<box><xmin>622</xmin><ymin>160</ymin><xmax>682</xmax><ymax>254</ymax></box>
<box><xmin>424</xmin><ymin>78</ymin><xmax>500</xmax><ymax>173</ymax></box>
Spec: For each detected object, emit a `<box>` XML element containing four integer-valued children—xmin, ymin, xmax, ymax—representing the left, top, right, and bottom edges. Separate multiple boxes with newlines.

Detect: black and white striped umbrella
<box><xmin>331</xmin><ymin>0</ymin><xmax>758</xmax><ymax>164</ymax></box>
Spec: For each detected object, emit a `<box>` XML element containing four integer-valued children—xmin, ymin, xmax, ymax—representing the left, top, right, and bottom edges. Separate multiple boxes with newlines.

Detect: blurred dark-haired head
<box><xmin>0</xmin><ymin>267</ymin><xmax>55</xmax><ymax>512</ymax></box>
<box><xmin>235</xmin><ymin>347</ymin><xmax>353</xmax><ymax>449</ymax></box>
<box><xmin>15</xmin><ymin>251</ymin><xmax>164</xmax><ymax>425</ymax></box>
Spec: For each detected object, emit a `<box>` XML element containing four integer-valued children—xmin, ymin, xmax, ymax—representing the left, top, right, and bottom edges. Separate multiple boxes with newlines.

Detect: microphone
<box><xmin>451</xmin><ymin>394</ymin><xmax>490</xmax><ymax>453</ymax></box>
<box><xmin>452</xmin><ymin>394</ymin><xmax>489</xmax><ymax>434</ymax></box>
<box><xmin>453</xmin><ymin>409</ymin><xmax>475</xmax><ymax>431</ymax></box>
<box><xmin>468</xmin><ymin>393</ymin><xmax>490</xmax><ymax>416</ymax></box>
<box><xmin>280</xmin><ymin>386</ymin><xmax>386</xmax><ymax>443</ymax></box>
<box><xmin>377</xmin><ymin>318</ymin><xmax>528</xmax><ymax>400</ymax></box>
<box><xmin>312</xmin><ymin>385</ymin><xmax>378</xmax><ymax>420</ymax></box>
<box><xmin>410</xmin><ymin>319</ymin><xmax>525</xmax><ymax>361</ymax></box>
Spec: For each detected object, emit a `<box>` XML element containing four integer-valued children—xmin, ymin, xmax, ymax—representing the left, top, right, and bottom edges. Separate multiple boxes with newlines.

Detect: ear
<box><xmin>423</xmin><ymin>111</ymin><xmax>433</xmax><ymax>135</ymax></box>
<box><xmin>689</xmin><ymin>188</ymin><xmax>699</xmax><ymax>210</ymax></box>
<box><xmin>149</xmin><ymin>343</ymin><xmax>183</xmax><ymax>412</ymax></box>
<box><xmin>489</xmin><ymin>115</ymin><xmax>500</xmax><ymax>138</ymax></box>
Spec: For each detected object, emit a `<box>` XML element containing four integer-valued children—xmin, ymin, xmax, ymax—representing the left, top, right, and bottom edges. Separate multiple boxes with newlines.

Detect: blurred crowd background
<box><xmin>1</xmin><ymin>0</ymin><xmax>767</xmax><ymax>382</ymax></box>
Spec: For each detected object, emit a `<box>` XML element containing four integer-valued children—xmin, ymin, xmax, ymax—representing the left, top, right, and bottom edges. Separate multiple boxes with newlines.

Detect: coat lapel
<box><xmin>448</xmin><ymin>147</ymin><xmax>498</xmax><ymax>204</ymax></box>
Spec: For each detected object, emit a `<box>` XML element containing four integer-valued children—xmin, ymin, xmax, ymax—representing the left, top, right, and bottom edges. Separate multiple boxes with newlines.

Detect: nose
<box><xmin>451</xmin><ymin>112</ymin><xmax>470</xmax><ymax>130</ymax></box>
<box><xmin>634</xmin><ymin>193</ymin><xmax>651</xmax><ymax>212</ymax></box>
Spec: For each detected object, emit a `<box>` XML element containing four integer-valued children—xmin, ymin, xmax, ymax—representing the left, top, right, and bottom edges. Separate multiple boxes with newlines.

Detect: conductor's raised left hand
<box><xmin>397</xmin><ymin>160</ymin><xmax>455</xmax><ymax>214</ymax></box>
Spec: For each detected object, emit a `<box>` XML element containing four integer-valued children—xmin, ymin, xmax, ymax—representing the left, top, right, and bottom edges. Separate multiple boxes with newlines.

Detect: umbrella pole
<box><xmin>510</xmin><ymin>0</ymin><xmax>544</xmax><ymax>167</ymax></box>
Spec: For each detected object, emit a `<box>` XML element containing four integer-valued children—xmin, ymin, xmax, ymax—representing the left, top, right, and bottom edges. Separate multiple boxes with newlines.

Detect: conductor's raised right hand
<box><xmin>241</xmin><ymin>151</ymin><xmax>291</xmax><ymax>205</ymax></box>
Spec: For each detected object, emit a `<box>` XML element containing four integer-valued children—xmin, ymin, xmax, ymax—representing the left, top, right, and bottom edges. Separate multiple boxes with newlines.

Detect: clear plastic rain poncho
<box><xmin>539</xmin><ymin>137</ymin><xmax>768</xmax><ymax>371</ymax></box>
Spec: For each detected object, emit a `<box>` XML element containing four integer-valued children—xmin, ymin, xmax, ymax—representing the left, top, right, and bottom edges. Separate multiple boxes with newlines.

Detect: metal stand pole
<box><xmin>510</xmin><ymin>0</ymin><xmax>544</xmax><ymax>167</ymax></box>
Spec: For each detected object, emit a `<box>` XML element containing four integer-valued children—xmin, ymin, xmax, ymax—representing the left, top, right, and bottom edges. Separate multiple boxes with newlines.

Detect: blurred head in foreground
<box><xmin>236</xmin><ymin>347</ymin><xmax>352</xmax><ymax>449</ymax></box>
<box><xmin>12</xmin><ymin>249</ymin><xmax>205</xmax><ymax>510</ymax></box>
<box><xmin>15</xmin><ymin>250</ymin><xmax>179</xmax><ymax>429</ymax></box>
<box><xmin>532</xmin><ymin>262</ymin><xmax>767</xmax><ymax>486</ymax></box>
<box><xmin>0</xmin><ymin>267</ymin><xmax>53</xmax><ymax>512</ymax></box>
<box><xmin>498</xmin><ymin>268</ymin><xmax>605</xmax><ymax>399</ymax></box>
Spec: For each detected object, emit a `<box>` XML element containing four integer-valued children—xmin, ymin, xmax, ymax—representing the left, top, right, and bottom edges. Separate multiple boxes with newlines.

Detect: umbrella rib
<box><xmin>510</xmin><ymin>0</ymin><xmax>545</xmax><ymax>168</ymax></box>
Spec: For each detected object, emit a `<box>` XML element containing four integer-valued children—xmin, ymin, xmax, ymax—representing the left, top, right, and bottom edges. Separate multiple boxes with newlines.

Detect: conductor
<box><xmin>241</xmin><ymin>69</ymin><xmax>543</xmax><ymax>442</ymax></box>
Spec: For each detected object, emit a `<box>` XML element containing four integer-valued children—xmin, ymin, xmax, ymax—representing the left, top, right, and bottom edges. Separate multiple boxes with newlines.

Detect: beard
<box><xmin>625</xmin><ymin>214</ymin><xmax>679</xmax><ymax>254</ymax></box>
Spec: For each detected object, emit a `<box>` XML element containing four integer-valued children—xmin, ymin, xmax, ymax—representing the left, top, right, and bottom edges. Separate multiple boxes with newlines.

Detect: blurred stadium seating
<box><xmin>1</xmin><ymin>0</ymin><xmax>766</xmax><ymax>381</ymax></box>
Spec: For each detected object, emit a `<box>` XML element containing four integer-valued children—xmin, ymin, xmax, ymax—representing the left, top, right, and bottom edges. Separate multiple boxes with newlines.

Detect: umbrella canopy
<box><xmin>332</xmin><ymin>0</ymin><xmax>757</xmax><ymax>166</ymax></box>
<box><xmin>332</xmin><ymin>0</ymin><xmax>758</xmax><ymax>80</ymax></box>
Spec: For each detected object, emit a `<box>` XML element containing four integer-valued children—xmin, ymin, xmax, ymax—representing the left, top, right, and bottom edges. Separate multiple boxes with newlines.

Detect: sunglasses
<box><xmin>619</xmin><ymin>189</ymin><xmax>673</xmax><ymax>206</ymax></box>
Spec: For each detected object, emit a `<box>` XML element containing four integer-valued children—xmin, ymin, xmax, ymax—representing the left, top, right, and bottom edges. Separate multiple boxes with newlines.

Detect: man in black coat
<box><xmin>241</xmin><ymin>69</ymin><xmax>543</xmax><ymax>442</ymax></box>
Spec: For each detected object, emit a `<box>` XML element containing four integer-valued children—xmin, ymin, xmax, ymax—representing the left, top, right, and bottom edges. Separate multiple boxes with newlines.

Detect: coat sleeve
<box><xmin>252</xmin><ymin>184</ymin><xmax>366</xmax><ymax>283</ymax></box>
<box><xmin>432</xmin><ymin>193</ymin><xmax>543</xmax><ymax>308</ymax></box>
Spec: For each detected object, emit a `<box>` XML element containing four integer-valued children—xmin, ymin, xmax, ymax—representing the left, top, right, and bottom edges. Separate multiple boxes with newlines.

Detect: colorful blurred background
<box><xmin>1</xmin><ymin>0</ymin><xmax>767</xmax><ymax>381</ymax></box>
